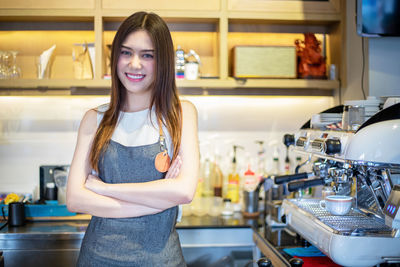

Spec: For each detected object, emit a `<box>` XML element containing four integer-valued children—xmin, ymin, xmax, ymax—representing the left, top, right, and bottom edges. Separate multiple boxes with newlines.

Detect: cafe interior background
<box><xmin>0</xmin><ymin>0</ymin><xmax>398</xmax><ymax>200</ymax></box>
<box><xmin>1</xmin><ymin>0</ymin><xmax>400</xmax><ymax>266</ymax></box>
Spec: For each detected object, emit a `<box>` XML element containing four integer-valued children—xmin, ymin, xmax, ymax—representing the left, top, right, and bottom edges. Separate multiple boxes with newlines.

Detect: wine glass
<box><xmin>2</xmin><ymin>51</ymin><xmax>13</xmax><ymax>79</ymax></box>
<box><xmin>9</xmin><ymin>51</ymin><xmax>21</xmax><ymax>79</ymax></box>
<box><xmin>0</xmin><ymin>51</ymin><xmax>7</xmax><ymax>79</ymax></box>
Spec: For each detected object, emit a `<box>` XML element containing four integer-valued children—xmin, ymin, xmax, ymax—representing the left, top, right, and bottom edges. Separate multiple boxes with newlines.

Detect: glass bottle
<box><xmin>211</xmin><ymin>153</ymin><xmax>224</xmax><ymax>197</ymax></box>
<box><xmin>271</xmin><ymin>157</ymin><xmax>281</xmax><ymax>176</ymax></box>
<box><xmin>175</xmin><ymin>45</ymin><xmax>185</xmax><ymax>79</ymax></box>
<box><xmin>226</xmin><ymin>146</ymin><xmax>242</xmax><ymax>205</ymax></box>
<box><xmin>201</xmin><ymin>157</ymin><xmax>213</xmax><ymax>198</ymax></box>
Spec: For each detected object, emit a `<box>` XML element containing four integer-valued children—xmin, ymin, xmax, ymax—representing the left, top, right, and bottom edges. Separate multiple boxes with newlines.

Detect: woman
<box><xmin>66</xmin><ymin>11</ymin><xmax>199</xmax><ymax>266</ymax></box>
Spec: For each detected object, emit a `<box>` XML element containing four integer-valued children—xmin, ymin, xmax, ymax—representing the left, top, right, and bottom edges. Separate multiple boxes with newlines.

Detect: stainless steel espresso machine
<box><xmin>278</xmin><ymin>103</ymin><xmax>400</xmax><ymax>266</ymax></box>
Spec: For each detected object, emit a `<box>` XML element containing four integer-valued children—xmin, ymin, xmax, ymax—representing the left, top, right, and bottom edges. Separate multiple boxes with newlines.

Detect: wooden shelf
<box><xmin>227</xmin><ymin>12</ymin><xmax>341</xmax><ymax>23</ymax></box>
<box><xmin>178</xmin><ymin>78</ymin><xmax>339</xmax><ymax>89</ymax></box>
<box><xmin>0</xmin><ymin>0</ymin><xmax>344</xmax><ymax>99</ymax></box>
<box><xmin>0</xmin><ymin>78</ymin><xmax>338</xmax><ymax>90</ymax></box>
<box><xmin>102</xmin><ymin>10</ymin><xmax>222</xmax><ymax>20</ymax></box>
<box><xmin>0</xmin><ymin>79</ymin><xmax>109</xmax><ymax>88</ymax></box>
<box><xmin>0</xmin><ymin>10</ymin><xmax>95</xmax><ymax>20</ymax></box>
<box><xmin>0</xmin><ymin>10</ymin><xmax>340</xmax><ymax>23</ymax></box>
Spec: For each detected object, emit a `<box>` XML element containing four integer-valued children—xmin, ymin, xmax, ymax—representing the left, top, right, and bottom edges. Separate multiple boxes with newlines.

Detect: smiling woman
<box><xmin>117</xmin><ymin>30</ymin><xmax>156</xmax><ymax>104</ymax></box>
<box><xmin>66</xmin><ymin>11</ymin><xmax>199</xmax><ymax>267</ymax></box>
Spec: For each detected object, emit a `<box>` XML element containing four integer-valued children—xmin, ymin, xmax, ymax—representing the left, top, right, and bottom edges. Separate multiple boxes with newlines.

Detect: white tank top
<box><xmin>96</xmin><ymin>103</ymin><xmax>173</xmax><ymax>159</ymax></box>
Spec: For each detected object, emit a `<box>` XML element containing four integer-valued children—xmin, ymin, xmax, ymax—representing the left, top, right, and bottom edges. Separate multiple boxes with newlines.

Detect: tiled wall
<box><xmin>0</xmin><ymin>95</ymin><xmax>334</xmax><ymax>198</ymax></box>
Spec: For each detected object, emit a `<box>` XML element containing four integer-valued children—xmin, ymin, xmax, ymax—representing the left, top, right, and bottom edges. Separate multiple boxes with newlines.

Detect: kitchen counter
<box><xmin>0</xmin><ymin>213</ymin><xmax>259</xmax><ymax>235</ymax></box>
<box><xmin>0</xmin><ymin>214</ymin><xmax>261</xmax><ymax>267</ymax></box>
<box><xmin>0</xmin><ymin>212</ymin><xmax>337</xmax><ymax>267</ymax></box>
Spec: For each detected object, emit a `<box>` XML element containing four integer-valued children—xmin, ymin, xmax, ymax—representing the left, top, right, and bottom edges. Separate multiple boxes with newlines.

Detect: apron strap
<box><xmin>158</xmin><ymin>118</ymin><xmax>167</xmax><ymax>152</ymax></box>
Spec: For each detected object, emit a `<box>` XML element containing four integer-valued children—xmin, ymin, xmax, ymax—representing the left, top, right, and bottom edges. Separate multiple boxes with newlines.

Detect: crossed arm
<box><xmin>66</xmin><ymin>101</ymin><xmax>200</xmax><ymax>218</ymax></box>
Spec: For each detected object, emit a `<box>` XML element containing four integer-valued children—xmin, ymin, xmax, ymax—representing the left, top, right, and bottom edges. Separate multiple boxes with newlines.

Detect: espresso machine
<box><xmin>276</xmin><ymin>103</ymin><xmax>400</xmax><ymax>266</ymax></box>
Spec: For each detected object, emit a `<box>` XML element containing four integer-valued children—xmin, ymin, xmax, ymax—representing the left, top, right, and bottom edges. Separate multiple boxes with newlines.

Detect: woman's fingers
<box><xmin>165</xmin><ymin>155</ymin><xmax>182</xmax><ymax>179</ymax></box>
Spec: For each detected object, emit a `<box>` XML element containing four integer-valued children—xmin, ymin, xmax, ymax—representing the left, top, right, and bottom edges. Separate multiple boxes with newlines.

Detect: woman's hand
<box><xmin>85</xmin><ymin>174</ymin><xmax>106</xmax><ymax>195</ymax></box>
<box><xmin>85</xmin><ymin>152</ymin><xmax>182</xmax><ymax>194</ymax></box>
<box><xmin>165</xmin><ymin>154</ymin><xmax>182</xmax><ymax>179</ymax></box>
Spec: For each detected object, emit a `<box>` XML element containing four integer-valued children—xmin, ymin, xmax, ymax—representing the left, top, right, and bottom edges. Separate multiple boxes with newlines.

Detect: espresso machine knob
<box><xmin>324</xmin><ymin>139</ymin><xmax>341</xmax><ymax>155</ymax></box>
<box><xmin>289</xmin><ymin>257</ymin><xmax>304</xmax><ymax>267</ymax></box>
<box><xmin>257</xmin><ymin>258</ymin><xmax>272</xmax><ymax>267</ymax></box>
<box><xmin>283</xmin><ymin>134</ymin><xmax>295</xmax><ymax>147</ymax></box>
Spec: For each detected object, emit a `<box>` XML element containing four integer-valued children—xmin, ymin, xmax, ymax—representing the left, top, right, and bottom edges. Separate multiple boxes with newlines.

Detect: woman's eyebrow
<box><xmin>121</xmin><ymin>45</ymin><xmax>154</xmax><ymax>53</ymax></box>
<box><xmin>121</xmin><ymin>45</ymin><xmax>133</xmax><ymax>50</ymax></box>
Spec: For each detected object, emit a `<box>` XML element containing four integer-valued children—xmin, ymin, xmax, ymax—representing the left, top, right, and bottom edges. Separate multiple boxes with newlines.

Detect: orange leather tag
<box><xmin>155</xmin><ymin>151</ymin><xmax>171</xmax><ymax>173</ymax></box>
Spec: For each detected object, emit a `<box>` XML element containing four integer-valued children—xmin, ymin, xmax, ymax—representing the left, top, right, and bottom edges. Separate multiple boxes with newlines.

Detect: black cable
<box><xmin>361</xmin><ymin>37</ymin><xmax>367</xmax><ymax>100</ymax></box>
<box><xmin>0</xmin><ymin>222</ymin><xmax>7</xmax><ymax>231</ymax></box>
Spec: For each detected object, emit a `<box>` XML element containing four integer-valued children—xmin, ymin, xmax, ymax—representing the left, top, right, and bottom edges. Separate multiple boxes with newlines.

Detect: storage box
<box><xmin>1</xmin><ymin>203</ymin><xmax>76</xmax><ymax>217</ymax></box>
<box><xmin>232</xmin><ymin>46</ymin><xmax>297</xmax><ymax>78</ymax></box>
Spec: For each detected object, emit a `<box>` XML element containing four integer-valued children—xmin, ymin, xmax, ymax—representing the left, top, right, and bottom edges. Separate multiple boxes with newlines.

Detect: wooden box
<box><xmin>232</xmin><ymin>46</ymin><xmax>297</xmax><ymax>78</ymax></box>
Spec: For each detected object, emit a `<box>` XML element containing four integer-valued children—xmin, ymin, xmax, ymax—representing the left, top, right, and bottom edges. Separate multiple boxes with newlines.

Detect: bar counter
<box><xmin>0</xmin><ymin>214</ymin><xmax>264</xmax><ymax>267</ymax></box>
<box><xmin>0</xmin><ymin>213</ymin><xmax>257</xmax><ymax>233</ymax></box>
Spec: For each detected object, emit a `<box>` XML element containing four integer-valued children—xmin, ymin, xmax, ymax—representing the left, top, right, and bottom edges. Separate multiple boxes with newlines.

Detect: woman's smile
<box><xmin>125</xmin><ymin>73</ymin><xmax>146</xmax><ymax>82</ymax></box>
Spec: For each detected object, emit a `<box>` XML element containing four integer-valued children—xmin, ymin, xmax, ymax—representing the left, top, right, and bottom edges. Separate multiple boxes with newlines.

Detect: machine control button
<box><xmin>289</xmin><ymin>257</ymin><xmax>304</xmax><ymax>267</ymax></box>
<box><xmin>311</xmin><ymin>138</ymin><xmax>325</xmax><ymax>152</ymax></box>
<box><xmin>296</xmin><ymin>136</ymin><xmax>308</xmax><ymax>148</ymax></box>
<box><xmin>284</xmin><ymin>134</ymin><xmax>295</xmax><ymax>147</ymax></box>
<box><xmin>257</xmin><ymin>258</ymin><xmax>272</xmax><ymax>267</ymax></box>
<box><xmin>324</xmin><ymin>138</ymin><xmax>341</xmax><ymax>155</ymax></box>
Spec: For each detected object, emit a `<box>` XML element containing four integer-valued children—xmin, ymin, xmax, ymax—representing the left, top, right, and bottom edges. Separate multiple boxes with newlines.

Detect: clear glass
<box><xmin>0</xmin><ymin>51</ymin><xmax>10</xmax><ymax>79</ymax></box>
<box><xmin>0</xmin><ymin>51</ymin><xmax>5</xmax><ymax>79</ymax></box>
<box><xmin>9</xmin><ymin>51</ymin><xmax>21</xmax><ymax>79</ymax></box>
<box><xmin>342</xmin><ymin>105</ymin><xmax>365</xmax><ymax>131</ymax></box>
<box><xmin>221</xmin><ymin>199</ymin><xmax>234</xmax><ymax>216</ymax></box>
<box><xmin>208</xmin><ymin>196</ymin><xmax>223</xmax><ymax>216</ymax></box>
<box><xmin>349</xmin><ymin>106</ymin><xmax>365</xmax><ymax>131</ymax></box>
<box><xmin>0</xmin><ymin>51</ymin><xmax>20</xmax><ymax>79</ymax></box>
<box><xmin>2</xmin><ymin>51</ymin><xmax>12</xmax><ymax>79</ymax></box>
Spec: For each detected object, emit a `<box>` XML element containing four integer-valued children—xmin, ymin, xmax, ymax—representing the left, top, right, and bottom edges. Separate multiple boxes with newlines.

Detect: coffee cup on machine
<box><xmin>319</xmin><ymin>195</ymin><xmax>353</xmax><ymax>216</ymax></box>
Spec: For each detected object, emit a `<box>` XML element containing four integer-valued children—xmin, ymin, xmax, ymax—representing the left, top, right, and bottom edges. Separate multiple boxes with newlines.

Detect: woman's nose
<box><xmin>129</xmin><ymin>55</ymin><xmax>141</xmax><ymax>69</ymax></box>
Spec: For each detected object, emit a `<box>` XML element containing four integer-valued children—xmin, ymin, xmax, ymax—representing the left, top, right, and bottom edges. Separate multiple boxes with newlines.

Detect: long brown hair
<box><xmin>90</xmin><ymin>12</ymin><xmax>182</xmax><ymax>172</ymax></box>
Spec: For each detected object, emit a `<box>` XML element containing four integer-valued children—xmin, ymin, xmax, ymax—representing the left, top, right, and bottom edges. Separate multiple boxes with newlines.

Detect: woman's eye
<box><xmin>143</xmin><ymin>53</ymin><xmax>154</xmax><ymax>59</ymax></box>
<box><xmin>121</xmin><ymin>50</ymin><xmax>132</xmax><ymax>56</ymax></box>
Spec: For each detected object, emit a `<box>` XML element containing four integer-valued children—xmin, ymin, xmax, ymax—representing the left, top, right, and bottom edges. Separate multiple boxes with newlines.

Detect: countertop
<box><xmin>0</xmin><ymin>212</ymin><xmax>300</xmax><ymax>266</ymax></box>
<box><xmin>0</xmin><ymin>209</ymin><xmax>341</xmax><ymax>267</ymax></box>
<box><xmin>0</xmin><ymin>213</ymin><xmax>263</xmax><ymax>267</ymax></box>
<box><xmin>0</xmin><ymin>213</ymin><xmax>261</xmax><ymax>238</ymax></box>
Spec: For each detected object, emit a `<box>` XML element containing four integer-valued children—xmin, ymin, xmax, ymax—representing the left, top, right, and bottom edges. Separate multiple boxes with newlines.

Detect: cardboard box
<box><xmin>232</xmin><ymin>46</ymin><xmax>297</xmax><ymax>78</ymax></box>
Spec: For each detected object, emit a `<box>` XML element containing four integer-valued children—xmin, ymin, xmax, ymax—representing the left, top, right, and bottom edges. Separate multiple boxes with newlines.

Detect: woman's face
<box><xmin>117</xmin><ymin>30</ymin><xmax>156</xmax><ymax>97</ymax></box>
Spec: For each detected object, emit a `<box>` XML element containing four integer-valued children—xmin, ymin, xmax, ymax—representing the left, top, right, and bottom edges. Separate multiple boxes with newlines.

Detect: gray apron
<box><xmin>77</xmin><ymin>139</ymin><xmax>186</xmax><ymax>267</ymax></box>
